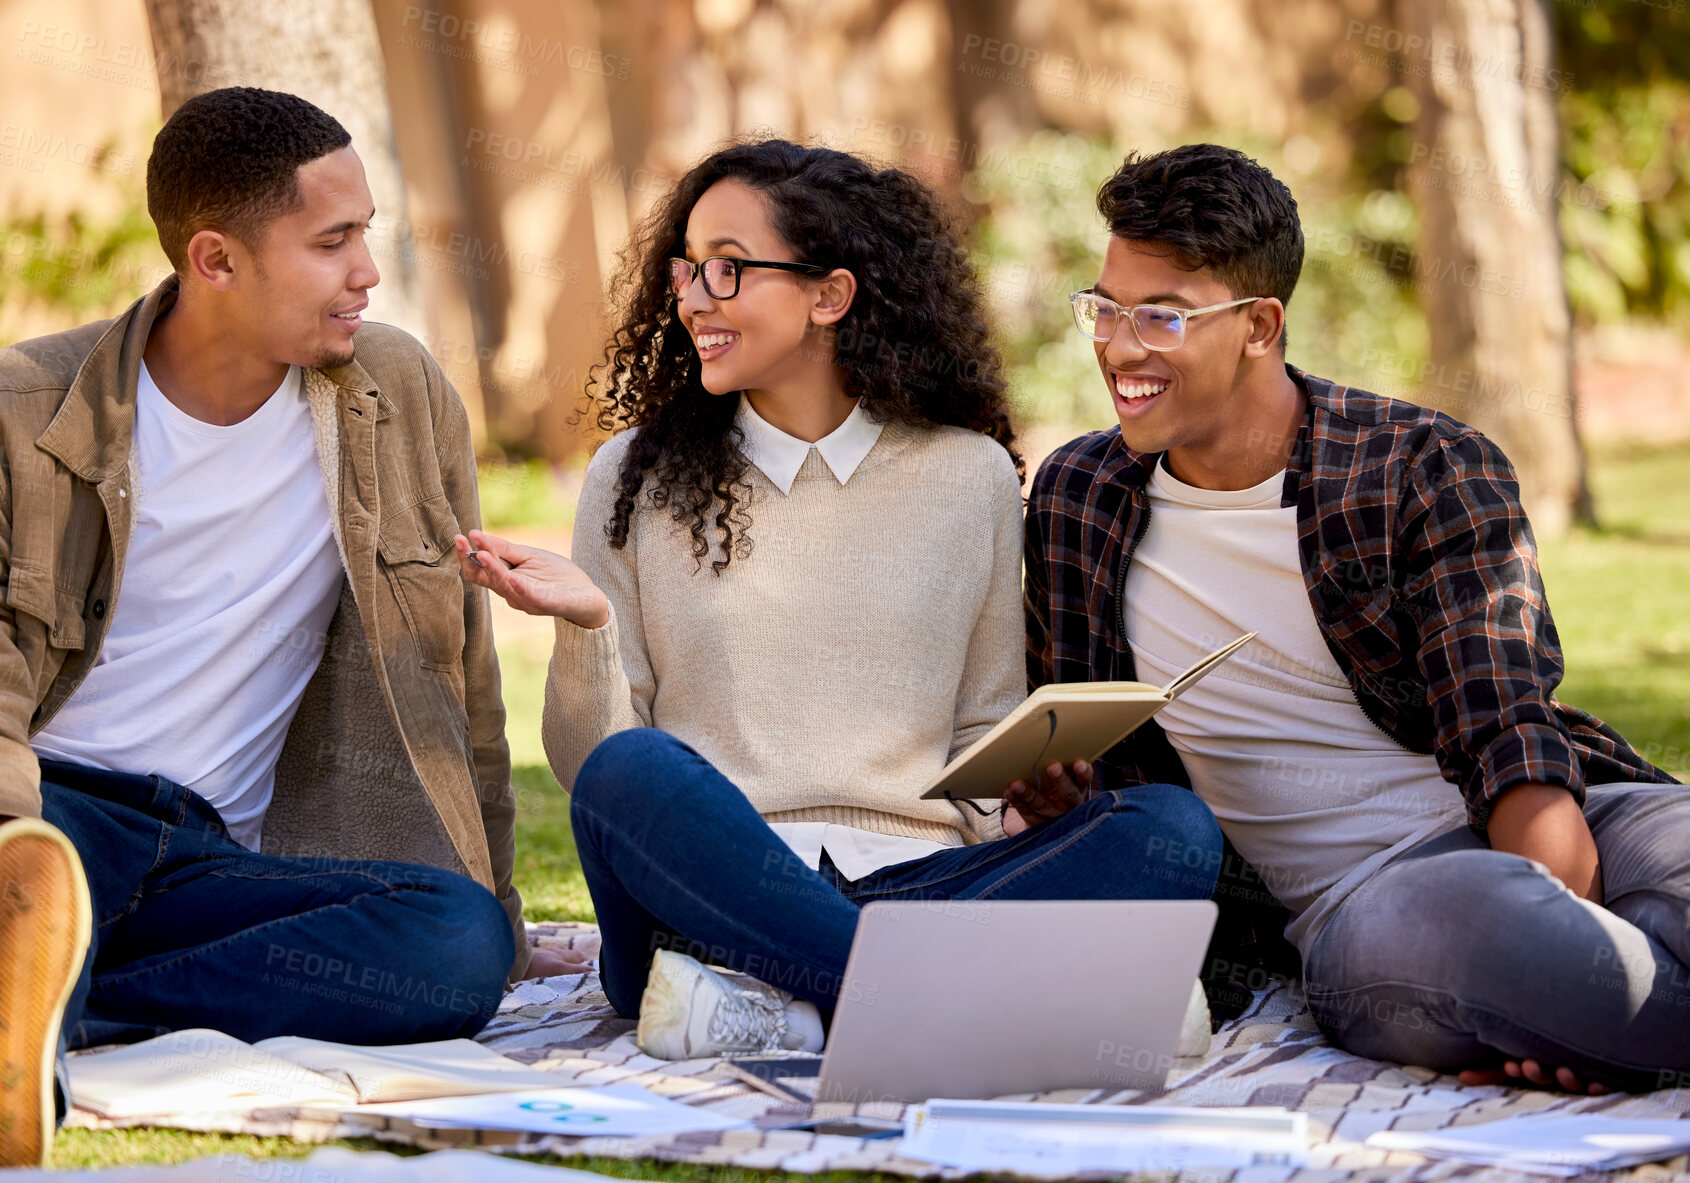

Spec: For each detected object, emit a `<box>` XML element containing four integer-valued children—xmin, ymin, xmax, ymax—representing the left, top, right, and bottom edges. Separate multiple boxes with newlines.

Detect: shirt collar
<box><xmin>734</xmin><ymin>394</ymin><xmax>884</xmax><ymax>495</ymax></box>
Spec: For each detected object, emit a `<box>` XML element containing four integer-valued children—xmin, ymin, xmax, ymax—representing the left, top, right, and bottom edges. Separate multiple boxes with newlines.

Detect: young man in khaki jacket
<box><xmin>0</xmin><ymin>87</ymin><xmax>558</xmax><ymax>1165</ymax></box>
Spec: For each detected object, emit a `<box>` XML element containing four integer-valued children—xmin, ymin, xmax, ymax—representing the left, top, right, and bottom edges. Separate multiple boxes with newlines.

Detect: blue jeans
<box><xmin>1305</xmin><ymin>781</ymin><xmax>1690</xmax><ymax>1092</ymax></box>
<box><xmin>571</xmin><ymin>729</ymin><xmax>1224</xmax><ymax>1017</ymax></box>
<box><xmin>39</xmin><ymin>759</ymin><xmax>514</xmax><ymax>1049</ymax></box>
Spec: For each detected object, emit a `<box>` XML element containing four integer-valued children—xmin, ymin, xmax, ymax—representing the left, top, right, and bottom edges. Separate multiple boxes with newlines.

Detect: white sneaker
<box><xmin>636</xmin><ymin>950</ymin><xmax>818</xmax><ymax>1060</ymax></box>
<box><xmin>1176</xmin><ymin>978</ymin><xmax>1212</xmax><ymax>1058</ymax></box>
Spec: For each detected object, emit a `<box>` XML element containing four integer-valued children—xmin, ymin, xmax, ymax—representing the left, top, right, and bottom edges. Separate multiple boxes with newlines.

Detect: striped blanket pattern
<box><xmin>66</xmin><ymin>921</ymin><xmax>1690</xmax><ymax>1181</ymax></box>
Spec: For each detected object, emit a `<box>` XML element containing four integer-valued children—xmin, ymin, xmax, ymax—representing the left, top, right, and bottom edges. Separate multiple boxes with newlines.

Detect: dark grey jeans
<box><xmin>1304</xmin><ymin>781</ymin><xmax>1690</xmax><ymax>1092</ymax></box>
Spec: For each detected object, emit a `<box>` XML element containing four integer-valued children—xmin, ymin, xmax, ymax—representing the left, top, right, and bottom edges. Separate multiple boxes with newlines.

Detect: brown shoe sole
<box><xmin>0</xmin><ymin>819</ymin><xmax>91</xmax><ymax>1168</ymax></box>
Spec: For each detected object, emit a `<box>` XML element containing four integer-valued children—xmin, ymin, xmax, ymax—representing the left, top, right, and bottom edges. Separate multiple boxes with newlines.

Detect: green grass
<box><xmin>511</xmin><ymin>763</ymin><xmax>593</xmax><ymax>922</ymax></box>
<box><xmin>54</xmin><ymin>442</ymin><xmax>1689</xmax><ymax>1171</ymax></box>
<box><xmin>52</xmin><ymin>1130</ymin><xmax>917</xmax><ymax>1182</ymax></box>
<box><xmin>1540</xmin><ymin>441</ymin><xmax>1690</xmax><ymax>775</ymax></box>
<box><xmin>500</xmin><ymin>638</ymin><xmax>594</xmax><ymax>923</ymax></box>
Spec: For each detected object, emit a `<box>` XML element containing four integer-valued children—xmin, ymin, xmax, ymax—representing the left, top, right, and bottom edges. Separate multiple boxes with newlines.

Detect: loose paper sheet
<box><xmin>353</xmin><ymin>1083</ymin><xmax>752</xmax><ymax>1137</ymax></box>
<box><xmin>900</xmin><ymin>1100</ymin><xmax>1306</xmax><ymax>1177</ymax></box>
<box><xmin>1367</xmin><ymin>1114</ymin><xmax>1690</xmax><ymax>1176</ymax></box>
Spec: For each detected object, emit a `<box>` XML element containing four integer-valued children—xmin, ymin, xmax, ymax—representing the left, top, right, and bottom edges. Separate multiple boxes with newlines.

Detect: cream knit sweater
<box><xmin>541</xmin><ymin>418</ymin><xmax>1025</xmax><ymax>846</ymax></box>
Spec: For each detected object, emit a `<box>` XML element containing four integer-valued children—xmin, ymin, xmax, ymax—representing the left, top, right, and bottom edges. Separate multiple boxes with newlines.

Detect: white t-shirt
<box><xmin>1124</xmin><ymin>457</ymin><xmax>1467</xmax><ymax>957</ymax></box>
<box><xmin>32</xmin><ymin>361</ymin><xmax>345</xmax><ymax>850</ymax></box>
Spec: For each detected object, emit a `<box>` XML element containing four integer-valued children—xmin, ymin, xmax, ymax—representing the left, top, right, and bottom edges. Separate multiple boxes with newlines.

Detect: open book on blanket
<box><xmin>920</xmin><ymin>633</ymin><xmax>1255</xmax><ymax>801</ymax></box>
<box><xmin>66</xmin><ymin>1028</ymin><xmax>561</xmax><ymax>1118</ymax></box>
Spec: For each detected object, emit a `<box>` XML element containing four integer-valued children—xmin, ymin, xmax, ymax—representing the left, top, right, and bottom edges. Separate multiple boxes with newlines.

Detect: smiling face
<box><xmin>1091</xmin><ymin>236</ymin><xmax>1271</xmax><ymax>460</ymax></box>
<box><xmin>676</xmin><ymin>178</ymin><xmax>831</xmax><ymax>396</ymax></box>
<box><xmin>208</xmin><ymin>146</ymin><xmax>380</xmax><ymax>370</ymax></box>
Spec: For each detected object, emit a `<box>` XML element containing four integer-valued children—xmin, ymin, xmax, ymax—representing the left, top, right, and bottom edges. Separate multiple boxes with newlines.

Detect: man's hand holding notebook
<box><xmin>925</xmin><ymin>634</ymin><xmax>1257</xmax><ymax>825</ymax></box>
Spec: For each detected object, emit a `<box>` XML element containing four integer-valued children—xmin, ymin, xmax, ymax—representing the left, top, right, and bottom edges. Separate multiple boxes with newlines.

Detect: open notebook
<box><xmin>920</xmin><ymin>633</ymin><xmax>1255</xmax><ymax>801</ymax></box>
<box><xmin>66</xmin><ymin>1028</ymin><xmax>562</xmax><ymax>1118</ymax></box>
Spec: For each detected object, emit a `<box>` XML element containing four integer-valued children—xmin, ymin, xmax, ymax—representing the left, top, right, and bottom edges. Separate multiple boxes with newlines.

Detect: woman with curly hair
<box><xmin>455</xmin><ymin>140</ymin><xmax>1223</xmax><ymax>1057</ymax></box>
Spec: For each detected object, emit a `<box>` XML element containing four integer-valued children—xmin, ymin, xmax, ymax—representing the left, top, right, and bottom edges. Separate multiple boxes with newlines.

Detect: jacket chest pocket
<box><xmin>5</xmin><ymin>564</ymin><xmax>87</xmax><ymax>654</ymax></box>
<box><xmin>1311</xmin><ymin>577</ymin><xmax>1430</xmax><ymax>720</ymax></box>
<box><xmin>1312</xmin><ymin>577</ymin><xmax>1403</xmax><ymax>659</ymax></box>
<box><xmin>376</xmin><ymin>494</ymin><xmax>465</xmax><ymax>671</ymax></box>
<box><xmin>5</xmin><ymin>469</ymin><xmax>104</xmax><ymax>659</ymax></box>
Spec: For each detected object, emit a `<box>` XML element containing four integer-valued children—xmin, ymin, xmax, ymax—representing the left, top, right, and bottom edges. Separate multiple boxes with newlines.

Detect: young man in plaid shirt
<box><xmin>1022</xmin><ymin>144</ymin><xmax>1685</xmax><ymax>1093</ymax></box>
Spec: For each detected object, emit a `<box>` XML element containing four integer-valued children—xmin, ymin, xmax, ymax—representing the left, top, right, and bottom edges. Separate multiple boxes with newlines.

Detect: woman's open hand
<box><xmin>454</xmin><ymin>529</ymin><xmax>611</xmax><ymax>628</ymax></box>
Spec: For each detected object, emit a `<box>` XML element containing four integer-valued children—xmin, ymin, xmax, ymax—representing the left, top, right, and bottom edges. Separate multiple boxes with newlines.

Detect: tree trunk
<box><xmin>141</xmin><ymin>0</ymin><xmax>427</xmax><ymax>340</ymax></box>
<box><xmin>1401</xmin><ymin>0</ymin><xmax>1594</xmax><ymax>537</ymax></box>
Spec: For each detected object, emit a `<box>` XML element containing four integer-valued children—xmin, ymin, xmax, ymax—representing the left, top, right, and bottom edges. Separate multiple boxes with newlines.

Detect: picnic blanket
<box><xmin>65</xmin><ymin>921</ymin><xmax>1690</xmax><ymax>1180</ymax></box>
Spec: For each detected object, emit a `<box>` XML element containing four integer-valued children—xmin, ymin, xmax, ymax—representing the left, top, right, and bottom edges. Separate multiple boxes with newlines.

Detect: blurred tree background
<box><xmin>2</xmin><ymin>0</ymin><xmax>1687</xmax><ymax>777</ymax></box>
<box><xmin>5</xmin><ymin>0</ymin><xmax>1687</xmax><ymax>524</ymax></box>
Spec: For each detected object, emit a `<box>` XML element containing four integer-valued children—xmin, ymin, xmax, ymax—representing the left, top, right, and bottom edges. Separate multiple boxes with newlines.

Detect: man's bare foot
<box><xmin>1458</xmin><ymin>1059</ymin><xmax>1611</xmax><ymax>1095</ymax></box>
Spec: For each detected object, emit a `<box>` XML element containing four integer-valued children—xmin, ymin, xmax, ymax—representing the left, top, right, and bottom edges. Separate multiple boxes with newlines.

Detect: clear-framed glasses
<box><xmin>668</xmin><ymin>255</ymin><xmax>830</xmax><ymax>300</ymax></box>
<box><xmin>1069</xmin><ymin>290</ymin><xmax>1262</xmax><ymax>350</ymax></box>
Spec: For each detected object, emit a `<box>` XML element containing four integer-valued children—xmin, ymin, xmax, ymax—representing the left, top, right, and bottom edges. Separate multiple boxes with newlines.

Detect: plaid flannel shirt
<box><xmin>1025</xmin><ymin>365</ymin><xmax>1675</xmax><ymax>830</ymax></box>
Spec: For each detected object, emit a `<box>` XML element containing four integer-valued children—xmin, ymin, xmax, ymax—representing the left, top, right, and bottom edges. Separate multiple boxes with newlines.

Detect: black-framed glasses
<box><xmin>1069</xmin><ymin>290</ymin><xmax>1261</xmax><ymax>350</ymax></box>
<box><xmin>668</xmin><ymin>255</ymin><xmax>831</xmax><ymax>300</ymax></box>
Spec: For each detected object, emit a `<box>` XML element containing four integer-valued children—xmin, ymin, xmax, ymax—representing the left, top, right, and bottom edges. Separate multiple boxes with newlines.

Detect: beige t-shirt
<box><xmin>1125</xmin><ymin>457</ymin><xmax>1466</xmax><ymax>957</ymax></box>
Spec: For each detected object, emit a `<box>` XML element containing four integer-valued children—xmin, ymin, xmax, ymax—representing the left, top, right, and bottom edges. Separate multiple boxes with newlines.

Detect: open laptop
<box><xmin>735</xmin><ymin>899</ymin><xmax>1217</xmax><ymax>1106</ymax></box>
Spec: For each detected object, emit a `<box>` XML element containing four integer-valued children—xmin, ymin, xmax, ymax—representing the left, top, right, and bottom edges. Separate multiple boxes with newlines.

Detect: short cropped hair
<box><xmin>146</xmin><ymin>87</ymin><xmax>351</xmax><ymax>270</ymax></box>
<box><xmin>1096</xmin><ymin>145</ymin><xmax>1303</xmax><ymax>352</ymax></box>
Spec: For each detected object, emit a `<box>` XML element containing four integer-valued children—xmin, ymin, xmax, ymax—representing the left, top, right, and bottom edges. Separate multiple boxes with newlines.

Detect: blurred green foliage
<box><xmin>6</xmin><ymin>1</ymin><xmax>1685</xmax><ymax>432</ymax></box>
<box><xmin>1555</xmin><ymin>2</ymin><xmax>1690</xmax><ymax>327</ymax></box>
<box><xmin>0</xmin><ymin>205</ymin><xmax>165</xmax><ymax>338</ymax></box>
<box><xmin>477</xmin><ymin>458</ymin><xmax>576</xmax><ymax>531</ymax></box>
<box><xmin>963</xmin><ymin>133</ymin><xmax>1120</xmax><ymax>431</ymax></box>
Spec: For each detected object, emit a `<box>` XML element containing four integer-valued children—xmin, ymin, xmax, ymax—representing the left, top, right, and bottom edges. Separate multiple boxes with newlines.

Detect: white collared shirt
<box><xmin>734</xmin><ymin>393</ymin><xmax>884</xmax><ymax>494</ymax></box>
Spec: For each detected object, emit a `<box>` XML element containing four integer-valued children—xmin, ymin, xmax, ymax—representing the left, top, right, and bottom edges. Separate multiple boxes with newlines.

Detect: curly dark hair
<box><xmin>1097</xmin><ymin>144</ymin><xmax>1303</xmax><ymax>352</ymax></box>
<box><xmin>147</xmin><ymin>87</ymin><xmax>351</xmax><ymax>270</ymax></box>
<box><xmin>592</xmin><ymin>139</ymin><xmax>1022</xmax><ymax>573</ymax></box>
